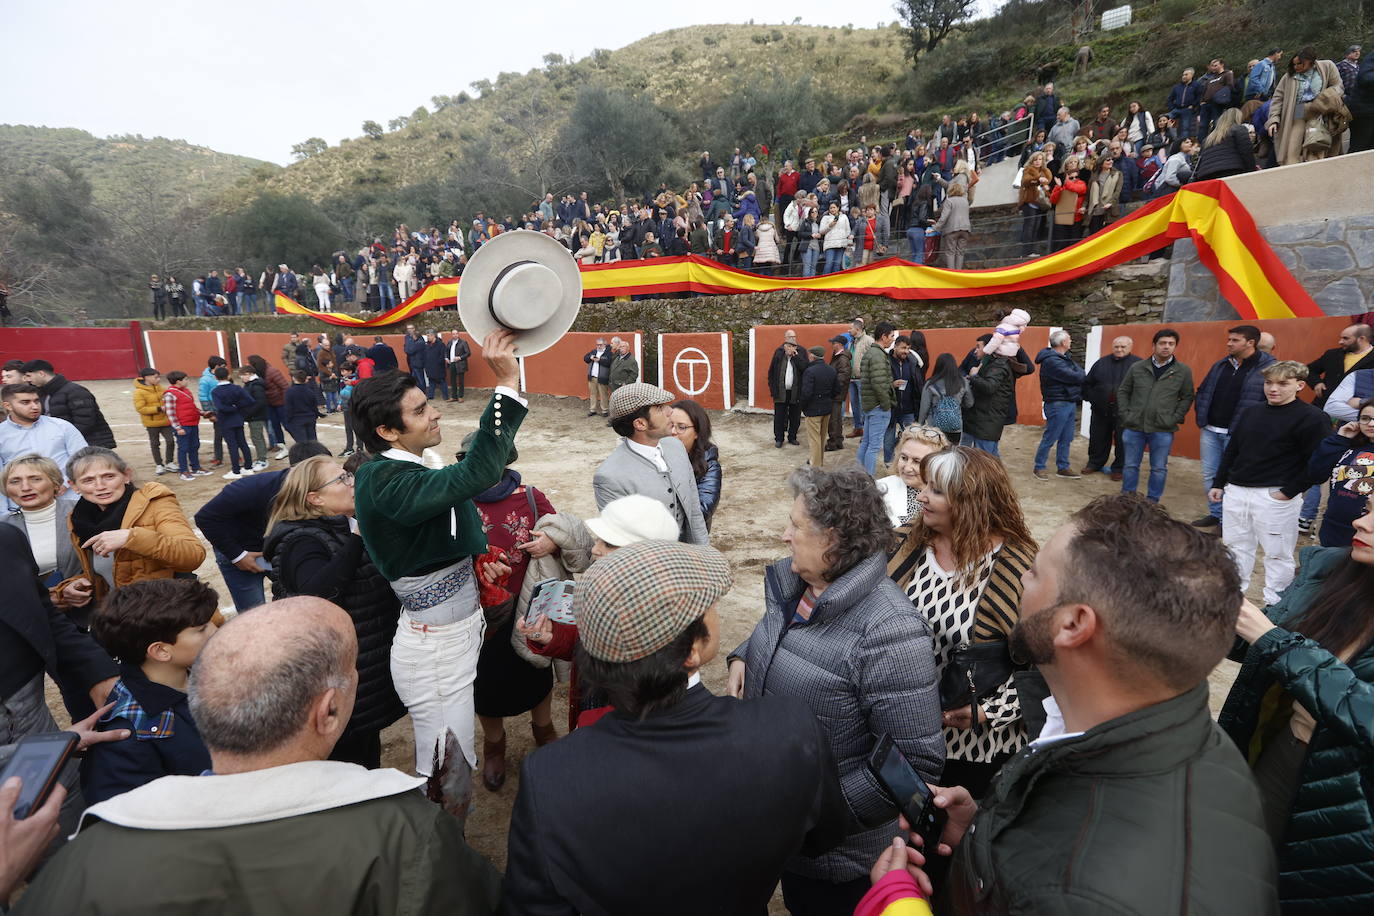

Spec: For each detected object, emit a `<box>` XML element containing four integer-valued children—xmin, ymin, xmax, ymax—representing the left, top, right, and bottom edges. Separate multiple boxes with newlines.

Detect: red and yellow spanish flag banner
<box><xmin>275</xmin><ymin>179</ymin><xmax>1318</xmax><ymax>327</ymax></box>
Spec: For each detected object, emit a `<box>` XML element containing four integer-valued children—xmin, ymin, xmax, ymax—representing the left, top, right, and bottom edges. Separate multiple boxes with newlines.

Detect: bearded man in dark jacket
<box><xmin>921</xmin><ymin>495</ymin><xmax>1278</xmax><ymax>916</ymax></box>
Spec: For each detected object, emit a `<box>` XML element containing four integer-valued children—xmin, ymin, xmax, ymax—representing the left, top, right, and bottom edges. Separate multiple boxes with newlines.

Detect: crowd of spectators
<box><xmin>140</xmin><ymin>42</ymin><xmax>1374</xmax><ymax>320</ymax></box>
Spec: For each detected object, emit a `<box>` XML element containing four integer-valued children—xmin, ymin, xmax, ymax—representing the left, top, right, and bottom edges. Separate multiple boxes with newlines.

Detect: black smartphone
<box><xmin>1</xmin><ymin>731</ymin><xmax>78</xmax><ymax>819</ymax></box>
<box><xmin>866</xmin><ymin>733</ymin><xmax>947</xmax><ymax>853</ymax></box>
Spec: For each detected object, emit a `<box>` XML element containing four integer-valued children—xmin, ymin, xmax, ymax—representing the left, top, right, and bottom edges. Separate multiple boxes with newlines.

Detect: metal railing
<box><xmin>969</xmin><ymin>112</ymin><xmax>1036</xmax><ymax>165</ymax></box>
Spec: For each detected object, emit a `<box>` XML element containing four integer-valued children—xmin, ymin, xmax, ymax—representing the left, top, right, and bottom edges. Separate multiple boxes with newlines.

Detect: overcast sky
<box><xmin>0</xmin><ymin>0</ymin><xmax>967</xmax><ymax>166</ymax></box>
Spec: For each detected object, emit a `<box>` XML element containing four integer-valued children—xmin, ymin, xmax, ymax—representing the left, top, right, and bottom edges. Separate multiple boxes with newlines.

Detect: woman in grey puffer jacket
<box><xmin>727</xmin><ymin>465</ymin><xmax>942</xmax><ymax>912</ymax></box>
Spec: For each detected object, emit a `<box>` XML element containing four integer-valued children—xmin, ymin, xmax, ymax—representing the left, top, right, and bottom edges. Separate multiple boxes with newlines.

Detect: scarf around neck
<box><xmin>474</xmin><ymin>469</ymin><xmax>521</xmax><ymax>504</ymax></box>
<box><xmin>71</xmin><ymin>484</ymin><xmax>135</xmax><ymax>545</ymax></box>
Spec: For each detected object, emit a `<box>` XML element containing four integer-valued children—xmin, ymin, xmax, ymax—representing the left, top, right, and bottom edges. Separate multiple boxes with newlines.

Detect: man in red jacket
<box><xmin>775</xmin><ymin>160</ymin><xmax>801</xmax><ymax>263</ymax></box>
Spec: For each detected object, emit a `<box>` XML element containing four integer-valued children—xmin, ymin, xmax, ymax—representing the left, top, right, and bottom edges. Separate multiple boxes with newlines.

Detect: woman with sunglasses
<box><xmin>263</xmin><ymin>454</ymin><xmax>404</xmax><ymax>768</ymax></box>
<box><xmin>1306</xmin><ymin>397</ymin><xmax>1374</xmax><ymax>547</ymax></box>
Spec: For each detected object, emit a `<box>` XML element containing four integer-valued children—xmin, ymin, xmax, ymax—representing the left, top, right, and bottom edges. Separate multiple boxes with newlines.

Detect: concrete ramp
<box><xmin>972</xmin><ymin>158</ymin><xmax>1021</xmax><ymax>210</ymax></box>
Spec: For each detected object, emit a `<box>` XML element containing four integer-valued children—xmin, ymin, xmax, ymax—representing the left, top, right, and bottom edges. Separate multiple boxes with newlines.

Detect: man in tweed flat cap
<box><xmin>592</xmin><ymin>383</ymin><xmax>709</xmax><ymax>545</ymax></box>
<box><xmin>503</xmin><ymin>541</ymin><xmax>846</xmax><ymax>914</ymax></box>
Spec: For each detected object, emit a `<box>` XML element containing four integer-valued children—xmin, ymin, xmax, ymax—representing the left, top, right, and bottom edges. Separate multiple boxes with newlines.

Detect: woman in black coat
<box><xmin>263</xmin><ymin>455</ymin><xmax>404</xmax><ymax>768</ymax></box>
<box><xmin>1193</xmin><ymin>108</ymin><xmax>1257</xmax><ymax>180</ymax></box>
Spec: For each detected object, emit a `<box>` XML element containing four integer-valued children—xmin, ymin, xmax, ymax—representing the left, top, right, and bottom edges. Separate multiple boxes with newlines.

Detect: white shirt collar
<box><xmin>381</xmin><ymin>447</ymin><xmax>426</xmax><ymax>465</ymax></box>
<box><xmin>1028</xmin><ymin>695</ymin><xmax>1085</xmax><ymax>749</ymax></box>
<box><xmin>625</xmin><ymin>437</ymin><xmax>662</xmax><ymax>459</ymax></box>
<box><xmin>687</xmin><ymin>672</ymin><xmax>702</xmax><ymax>690</ymax></box>
<box><xmin>625</xmin><ymin>437</ymin><xmax>669</xmax><ymax>473</ymax></box>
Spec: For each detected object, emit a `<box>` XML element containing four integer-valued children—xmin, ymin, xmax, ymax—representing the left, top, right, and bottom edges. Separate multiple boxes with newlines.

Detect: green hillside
<box><xmin>0</xmin><ymin>125</ymin><xmax>269</xmax><ymax>210</ymax></box>
<box><xmin>266</xmin><ymin>22</ymin><xmax>907</xmax><ymax>205</ymax></box>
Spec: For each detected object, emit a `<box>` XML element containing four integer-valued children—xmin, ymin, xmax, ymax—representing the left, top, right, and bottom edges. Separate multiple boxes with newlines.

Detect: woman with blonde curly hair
<box><xmin>875</xmin><ymin>425</ymin><xmax>949</xmax><ymax>527</ymax></box>
<box><xmin>887</xmin><ymin>446</ymin><xmax>1038</xmax><ymax>799</ymax></box>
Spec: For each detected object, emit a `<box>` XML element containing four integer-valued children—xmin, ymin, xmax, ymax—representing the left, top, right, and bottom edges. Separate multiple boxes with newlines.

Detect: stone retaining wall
<box><xmin>1166</xmin><ymin>215</ymin><xmax>1374</xmax><ymax>321</ymax></box>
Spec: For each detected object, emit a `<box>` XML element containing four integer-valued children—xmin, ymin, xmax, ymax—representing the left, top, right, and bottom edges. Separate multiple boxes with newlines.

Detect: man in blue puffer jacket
<box><xmin>199</xmin><ymin>356</ymin><xmax>227</xmax><ymax>467</ymax></box>
<box><xmin>1033</xmin><ymin>330</ymin><xmax>1086</xmax><ymax>480</ymax></box>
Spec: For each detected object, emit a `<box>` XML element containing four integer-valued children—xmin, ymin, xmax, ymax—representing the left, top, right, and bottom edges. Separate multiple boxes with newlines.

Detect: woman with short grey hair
<box><xmin>56</xmin><ymin>446</ymin><xmax>204</xmax><ymax>623</ymax></box>
<box><xmin>726</xmin><ymin>465</ymin><xmax>942</xmax><ymax>914</ymax></box>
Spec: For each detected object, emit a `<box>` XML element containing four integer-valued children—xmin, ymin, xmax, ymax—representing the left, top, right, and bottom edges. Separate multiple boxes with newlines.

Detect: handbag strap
<box><xmin>971</xmin><ymin>544</ymin><xmax>1034</xmax><ymax>642</ymax></box>
<box><xmin>525</xmin><ymin>485</ymin><xmax>539</xmax><ymax>525</ymax></box>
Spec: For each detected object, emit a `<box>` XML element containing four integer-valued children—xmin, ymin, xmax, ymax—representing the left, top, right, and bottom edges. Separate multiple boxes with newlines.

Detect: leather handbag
<box><xmin>939</xmin><ymin>641</ymin><xmax>1015</xmax><ymax>711</ymax></box>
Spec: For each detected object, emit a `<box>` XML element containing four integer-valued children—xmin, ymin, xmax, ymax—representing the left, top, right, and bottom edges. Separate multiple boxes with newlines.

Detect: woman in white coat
<box><xmin>819</xmin><ymin>202</ymin><xmax>851</xmax><ymax>275</ymax></box>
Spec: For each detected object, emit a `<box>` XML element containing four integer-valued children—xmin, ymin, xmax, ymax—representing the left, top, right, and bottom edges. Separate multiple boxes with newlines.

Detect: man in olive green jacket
<box><xmin>927</xmin><ymin>495</ymin><xmax>1277</xmax><ymax>915</ymax></box>
<box><xmin>857</xmin><ymin>321</ymin><xmax>896</xmax><ymax>474</ymax></box>
<box><xmin>1116</xmin><ymin>327</ymin><xmax>1195</xmax><ymax>502</ymax></box>
<box><xmin>17</xmin><ymin>598</ymin><xmax>501</xmax><ymax>915</ymax></box>
<box><xmin>609</xmin><ymin>338</ymin><xmax>640</xmax><ymax>391</ymax></box>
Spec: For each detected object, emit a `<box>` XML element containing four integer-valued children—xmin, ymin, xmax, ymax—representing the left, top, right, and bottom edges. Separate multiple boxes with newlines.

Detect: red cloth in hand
<box><xmin>476</xmin><ymin>548</ymin><xmax>512</xmax><ymax>608</ymax></box>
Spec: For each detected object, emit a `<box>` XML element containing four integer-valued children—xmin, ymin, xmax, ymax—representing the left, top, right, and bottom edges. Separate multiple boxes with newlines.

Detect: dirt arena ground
<box><xmin>45</xmin><ymin>377</ymin><xmax>1280</xmax><ymax>894</ymax></box>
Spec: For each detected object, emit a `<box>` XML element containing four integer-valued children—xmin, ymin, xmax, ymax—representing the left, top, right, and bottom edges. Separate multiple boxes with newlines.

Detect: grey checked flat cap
<box><xmin>608</xmin><ymin>382</ymin><xmax>675</xmax><ymax>421</ymax></box>
<box><xmin>576</xmin><ymin>540</ymin><xmax>732</xmax><ymax>663</ymax></box>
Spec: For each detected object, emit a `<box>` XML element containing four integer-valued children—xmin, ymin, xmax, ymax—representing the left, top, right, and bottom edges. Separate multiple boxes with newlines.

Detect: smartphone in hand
<box><xmin>866</xmin><ymin>733</ymin><xmax>947</xmax><ymax>854</ymax></box>
<box><xmin>1</xmin><ymin>732</ymin><xmax>79</xmax><ymax>818</ymax></box>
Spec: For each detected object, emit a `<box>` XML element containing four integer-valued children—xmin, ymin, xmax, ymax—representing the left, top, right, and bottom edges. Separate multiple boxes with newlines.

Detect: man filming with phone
<box><xmin>856</xmin><ymin>495</ymin><xmax>1278</xmax><ymax>914</ymax></box>
<box><xmin>0</xmin><ymin>707</ymin><xmax>129</xmax><ymax>906</ymax></box>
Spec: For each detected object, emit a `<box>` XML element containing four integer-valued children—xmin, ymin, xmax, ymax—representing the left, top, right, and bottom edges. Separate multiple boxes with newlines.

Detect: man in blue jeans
<box><xmin>1033</xmin><ymin>330</ymin><xmax>1086</xmax><ymax>480</ymax></box>
<box><xmin>1116</xmin><ymin>328</ymin><xmax>1195</xmax><ymax>502</ymax></box>
<box><xmin>1167</xmin><ymin>67</ymin><xmax>1201</xmax><ymax>138</ymax></box>
<box><xmin>845</xmin><ymin>318</ymin><xmax>874</xmax><ymax>440</ymax></box>
<box><xmin>856</xmin><ymin>321</ymin><xmax>896</xmax><ymax>474</ymax></box>
<box><xmin>1189</xmin><ymin>325</ymin><xmax>1273</xmax><ymax>529</ymax></box>
<box><xmin>193</xmin><ymin>441</ymin><xmax>331</xmax><ymax>611</ymax></box>
<box><xmin>882</xmin><ymin>335</ymin><xmax>921</xmax><ymax>465</ymax></box>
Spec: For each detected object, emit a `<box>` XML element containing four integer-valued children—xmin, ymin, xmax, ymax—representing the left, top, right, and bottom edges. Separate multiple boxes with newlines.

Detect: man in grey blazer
<box><xmin>593</xmin><ymin>384</ymin><xmax>709</xmax><ymax>545</ymax></box>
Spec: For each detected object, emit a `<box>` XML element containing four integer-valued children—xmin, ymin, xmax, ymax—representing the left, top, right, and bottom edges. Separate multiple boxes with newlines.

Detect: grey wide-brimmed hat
<box><xmin>457</xmin><ymin>230</ymin><xmax>582</xmax><ymax>357</ymax></box>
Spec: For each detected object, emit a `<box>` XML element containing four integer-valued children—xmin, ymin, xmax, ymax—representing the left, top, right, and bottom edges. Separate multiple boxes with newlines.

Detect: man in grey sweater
<box><xmin>592</xmin><ymin>383</ymin><xmax>709</xmax><ymax>545</ymax></box>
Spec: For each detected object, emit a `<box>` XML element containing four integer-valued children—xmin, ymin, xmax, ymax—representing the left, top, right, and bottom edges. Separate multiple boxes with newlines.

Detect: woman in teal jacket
<box><xmin>1219</xmin><ymin>501</ymin><xmax>1374</xmax><ymax>914</ymax></box>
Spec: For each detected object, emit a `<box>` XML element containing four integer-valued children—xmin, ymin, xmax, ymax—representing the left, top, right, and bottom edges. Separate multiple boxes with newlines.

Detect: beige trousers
<box><xmin>588</xmin><ymin>378</ymin><xmax>610</xmax><ymax>413</ymax></box>
<box><xmin>804</xmin><ymin>415</ymin><xmax>828</xmax><ymax>468</ymax></box>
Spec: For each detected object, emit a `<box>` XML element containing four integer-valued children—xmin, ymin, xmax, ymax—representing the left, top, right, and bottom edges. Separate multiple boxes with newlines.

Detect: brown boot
<box><xmin>532</xmin><ymin>722</ymin><xmax>558</xmax><ymax>747</ymax></box>
<box><xmin>481</xmin><ymin>733</ymin><xmax>506</xmax><ymax>791</ymax></box>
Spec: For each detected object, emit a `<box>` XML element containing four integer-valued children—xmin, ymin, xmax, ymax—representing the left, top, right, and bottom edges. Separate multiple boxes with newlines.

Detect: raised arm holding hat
<box><xmin>351</xmin><ymin>329</ymin><xmax>527</xmax><ymax>792</ymax></box>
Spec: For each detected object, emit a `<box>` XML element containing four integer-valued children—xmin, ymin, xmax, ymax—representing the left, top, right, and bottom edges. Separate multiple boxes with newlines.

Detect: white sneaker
<box><xmin>222</xmin><ymin>471</ymin><xmax>242</xmax><ymax>480</ymax></box>
<box><xmin>272</xmin><ymin>446</ymin><xmax>288</xmax><ymax>459</ymax></box>
<box><xmin>252</xmin><ymin>460</ymin><xmax>268</xmax><ymax>470</ymax></box>
<box><xmin>193</xmin><ymin>469</ymin><xmax>212</xmax><ymax>477</ymax></box>
<box><xmin>179</xmin><ymin>473</ymin><xmax>195</xmax><ymax>481</ymax></box>
<box><xmin>241</xmin><ymin>468</ymin><xmax>256</xmax><ymax>476</ymax></box>
<box><xmin>161</xmin><ymin>463</ymin><xmax>179</xmax><ymax>472</ymax></box>
<box><xmin>155</xmin><ymin>466</ymin><xmax>167</xmax><ymax>475</ymax></box>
